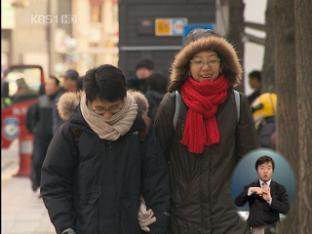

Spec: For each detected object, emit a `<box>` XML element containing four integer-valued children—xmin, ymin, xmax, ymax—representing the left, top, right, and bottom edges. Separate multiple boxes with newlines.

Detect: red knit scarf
<box><xmin>180</xmin><ymin>76</ymin><xmax>230</xmax><ymax>154</ymax></box>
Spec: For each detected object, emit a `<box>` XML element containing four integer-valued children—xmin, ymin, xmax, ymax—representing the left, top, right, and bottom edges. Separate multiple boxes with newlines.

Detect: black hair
<box><xmin>64</xmin><ymin>69</ymin><xmax>79</xmax><ymax>81</ymax></box>
<box><xmin>255</xmin><ymin>155</ymin><xmax>275</xmax><ymax>170</ymax></box>
<box><xmin>83</xmin><ymin>64</ymin><xmax>126</xmax><ymax>102</ymax></box>
<box><xmin>135</xmin><ymin>59</ymin><xmax>154</xmax><ymax>71</ymax></box>
<box><xmin>49</xmin><ymin>75</ymin><xmax>60</xmax><ymax>86</ymax></box>
<box><xmin>248</xmin><ymin>70</ymin><xmax>262</xmax><ymax>82</ymax></box>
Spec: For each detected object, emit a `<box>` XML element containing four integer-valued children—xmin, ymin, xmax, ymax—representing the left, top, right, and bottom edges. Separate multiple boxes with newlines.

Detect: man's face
<box><xmin>63</xmin><ymin>78</ymin><xmax>77</xmax><ymax>92</ymax></box>
<box><xmin>136</xmin><ymin>68</ymin><xmax>153</xmax><ymax>80</ymax></box>
<box><xmin>257</xmin><ymin>162</ymin><xmax>273</xmax><ymax>182</ymax></box>
<box><xmin>45</xmin><ymin>79</ymin><xmax>59</xmax><ymax>96</ymax></box>
<box><xmin>249</xmin><ymin>77</ymin><xmax>261</xmax><ymax>90</ymax></box>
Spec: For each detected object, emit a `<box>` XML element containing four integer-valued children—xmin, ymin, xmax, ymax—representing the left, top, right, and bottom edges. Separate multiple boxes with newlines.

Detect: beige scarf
<box><xmin>80</xmin><ymin>92</ymin><xmax>138</xmax><ymax>141</ymax></box>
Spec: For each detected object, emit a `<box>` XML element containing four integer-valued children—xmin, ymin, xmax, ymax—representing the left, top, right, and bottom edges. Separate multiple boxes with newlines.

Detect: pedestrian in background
<box><xmin>127</xmin><ymin>59</ymin><xmax>154</xmax><ymax>93</ymax></box>
<box><xmin>138</xmin><ymin>29</ymin><xmax>258</xmax><ymax>233</ymax></box>
<box><xmin>62</xmin><ymin>69</ymin><xmax>80</xmax><ymax>93</ymax></box>
<box><xmin>145</xmin><ymin>73</ymin><xmax>168</xmax><ymax>121</ymax></box>
<box><xmin>26</xmin><ymin>76</ymin><xmax>61</xmax><ymax>193</ymax></box>
<box><xmin>41</xmin><ymin>64</ymin><xmax>169</xmax><ymax>234</ymax></box>
<box><xmin>247</xmin><ymin>70</ymin><xmax>262</xmax><ymax>105</ymax></box>
<box><xmin>251</xmin><ymin>92</ymin><xmax>277</xmax><ymax>149</ymax></box>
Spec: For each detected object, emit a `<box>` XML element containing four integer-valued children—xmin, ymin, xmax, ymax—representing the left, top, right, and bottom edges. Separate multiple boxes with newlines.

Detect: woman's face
<box><xmin>189</xmin><ymin>50</ymin><xmax>222</xmax><ymax>82</ymax></box>
<box><xmin>90</xmin><ymin>97</ymin><xmax>124</xmax><ymax>120</ymax></box>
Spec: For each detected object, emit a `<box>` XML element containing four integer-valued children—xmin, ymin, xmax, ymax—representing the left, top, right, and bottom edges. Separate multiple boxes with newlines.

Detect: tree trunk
<box><xmin>227</xmin><ymin>0</ymin><xmax>245</xmax><ymax>91</ymax></box>
<box><xmin>273</xmin><ymin>0</ymin><xmax>299</xmax><ymax>233</ymax></box>
<box><xmin>294</xmin><ymin>0</ymin><xmax>312</xmax><ymax>232</ymax></box>
<box><xmin>262</xmin><ymin>0</ymin><xmax>275</xmax><ymax>92</ymax></box>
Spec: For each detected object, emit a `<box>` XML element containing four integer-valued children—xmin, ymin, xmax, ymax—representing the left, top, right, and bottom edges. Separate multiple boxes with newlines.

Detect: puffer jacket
<box><xmin>41</xmin><ymin>94</ymin><xmax>170</xmax><ymax>234</ymax></box>
<box><xmin>155</xmin><ymin>36</ymin><xmax>258</xmax><ymax>234</ymax></box>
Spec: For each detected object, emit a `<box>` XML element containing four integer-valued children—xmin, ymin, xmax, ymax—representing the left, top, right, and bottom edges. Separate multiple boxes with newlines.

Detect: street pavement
<box><xmin>1</xmin><ymin>141</ymin><xmax>55</xmax><ymax>234</ymax></box>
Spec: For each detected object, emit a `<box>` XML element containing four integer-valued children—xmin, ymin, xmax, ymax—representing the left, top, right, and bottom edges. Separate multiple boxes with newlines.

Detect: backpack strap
<box><xmin>233</xmin><ymin>89</ymin><xmax>240</xmax><ymax>123</ymax></box>
<box><xmin>173</xmin><ymin>90</ymin><xmax>181</xmax><ymax>129</ymax></box>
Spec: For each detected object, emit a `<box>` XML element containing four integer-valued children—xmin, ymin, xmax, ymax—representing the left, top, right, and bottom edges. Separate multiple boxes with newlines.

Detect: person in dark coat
<box><xmin>145</xmin><ymin>73</ymin><xmax>168</xmax><ymax>121</ymax></box>
<box><xmin>235</xmin><ymin>156</ymin><xmax>289</xmax><ymax>233</ymax></box>
<box><xmin>138</xmin><ymin>29</ymin><xmax>259</xmax><ymax>233</ymax></box>
<box><xmin>127</xmin><ymin>59</ymin><xmax>154</xmax><ymax>93</ymax></box>
<box><xmin>26</xmin><ymin>76</ymin><xmax>61</xmax><ymax>192</ymax></box>
<box><xmin>247</xmin><ymin>70</ymin><xmax>262</xmax><ymax>105</ymax></box>
<box><xmin>40</xmin><ymin>64</ymin><xmax>170</xmax><ymax>234</ymax></box>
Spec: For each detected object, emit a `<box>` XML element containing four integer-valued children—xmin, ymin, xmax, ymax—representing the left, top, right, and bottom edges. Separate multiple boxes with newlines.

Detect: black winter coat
<box><xmin>126</xmin><ymin>75</ymin><xmax>148</xmax><ymax>93</ymax></box>
<box><xmin>41</xmin><ymin>107</ymin><xmax>170</xmax><ymax>234</ymax></box>
<box><xmin>26</xmin><ymin>94</ymin><xmax>56</xmax><ymax>141</ymax></box>
<box><xmin>145</xmin><ymin>90</ymin><xmax>165</xmax><ymax>121</ymax></box>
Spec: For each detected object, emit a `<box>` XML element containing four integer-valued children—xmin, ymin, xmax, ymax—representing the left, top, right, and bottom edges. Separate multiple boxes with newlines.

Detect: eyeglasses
<box><xmin>93</xmin><ymin>103</ymin><xmax>124</xmax><ymax>115</ymax></box>
<box><xmin>190</xmin><ymin>58</ymin><xmax>220</xmax><ymax>68</ymax></box>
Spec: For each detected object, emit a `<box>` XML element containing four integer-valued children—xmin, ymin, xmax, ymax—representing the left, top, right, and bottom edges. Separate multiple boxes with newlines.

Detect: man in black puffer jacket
<box><xmin>40</xmin><ymin>65</ymin><xmax>170</xmax><ymax>234</ymax></box>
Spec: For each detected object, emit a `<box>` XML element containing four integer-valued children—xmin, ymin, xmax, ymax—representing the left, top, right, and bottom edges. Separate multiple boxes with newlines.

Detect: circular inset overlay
<box><xmin>231</xmin><ymin>148</ymin><xmax>296</xmax><ymax>222</ymax></box>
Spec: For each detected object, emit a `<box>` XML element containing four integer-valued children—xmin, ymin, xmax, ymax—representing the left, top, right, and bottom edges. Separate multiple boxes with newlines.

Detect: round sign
<box><xmin>4</xmin><ymin>117</ymin><xmax>20</xmax><ymax>140</ymax></box>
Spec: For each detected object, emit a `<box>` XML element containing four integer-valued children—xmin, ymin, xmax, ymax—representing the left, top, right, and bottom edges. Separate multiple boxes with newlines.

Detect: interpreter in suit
<box><xmin>235</xmin><ymin>155</ymin><xmax>289</xmax><ymax>234</ymax></box>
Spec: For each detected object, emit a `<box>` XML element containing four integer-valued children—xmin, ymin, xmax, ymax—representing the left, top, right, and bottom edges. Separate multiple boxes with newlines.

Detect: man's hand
<box><xmin>248</xmin><ymin>187</ymin><xmax>264</xmax><ymax>196</ymax></box>
<box><xmin>138</xmin><ymin>201</ymin><xmax>156</xmax><ymax>232</ymax></box>
<box><xmin>262</xmin><ymin>186</ymin><xmax>272</xmax><ymax>204</ymax></box>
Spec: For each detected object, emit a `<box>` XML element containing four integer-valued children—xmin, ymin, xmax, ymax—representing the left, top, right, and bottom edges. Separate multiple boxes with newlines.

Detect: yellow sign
<box><xmin>155</xmin><ymin>18</ymin><xmax>188</xmax><ymax>36</ymax></box>
<box><xmin>155</xmin><ymin>19</ymin><xmax>171</xmax><ymax>36</ymax></box>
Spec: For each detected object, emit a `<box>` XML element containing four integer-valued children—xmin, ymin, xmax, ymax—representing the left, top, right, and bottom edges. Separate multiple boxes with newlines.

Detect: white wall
<box><xmin>243</xmin><ymin>0</ymin><xmax>267</xmax><ymax>95</ymax></box>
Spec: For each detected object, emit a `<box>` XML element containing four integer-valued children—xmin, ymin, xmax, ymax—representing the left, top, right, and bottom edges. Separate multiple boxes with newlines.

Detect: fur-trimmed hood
<box><xmin>57</xmin><ymin>92</ymin><xmax>81</xmax><ymax>121</ymax></box>
<box><xmin>168</xmin><ymin>36</ymin><xmax>242</xmax><ymax>92</ymax></box>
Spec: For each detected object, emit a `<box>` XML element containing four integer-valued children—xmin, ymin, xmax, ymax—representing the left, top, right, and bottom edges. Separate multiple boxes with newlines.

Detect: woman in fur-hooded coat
<box><xmin>154</xmin><ymin>30</ymin><xmax>258</xmax><ymax>234</ymax></box>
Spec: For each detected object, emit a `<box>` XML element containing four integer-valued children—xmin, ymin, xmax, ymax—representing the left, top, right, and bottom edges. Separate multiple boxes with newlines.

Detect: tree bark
<box><xmin>262</xmin><ymin>0</ymin><xmax>275</xmax><ymax>92</ymax></box>
<box><xmin>273</xmin><ymin>0</ymin><xmax>299</xmax><ymax>233</ymax></box>
<box><xmin>294</xmin><ymin>0</ymin><xmax>312</xmax><ymax>232</ymax></box>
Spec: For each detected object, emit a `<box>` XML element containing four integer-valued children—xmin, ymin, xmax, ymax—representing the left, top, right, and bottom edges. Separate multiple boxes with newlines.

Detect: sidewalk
<box><xmin>1</xmin><ymin>143</ymin><xmax>55</xmax><ymax>234</ymax></box>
